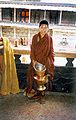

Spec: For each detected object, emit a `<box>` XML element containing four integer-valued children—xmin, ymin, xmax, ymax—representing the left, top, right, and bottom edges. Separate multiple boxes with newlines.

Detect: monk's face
<box><xmin>39</xmin><ymin>24</ymin><xmax>48</xmax><ymax>35</ymax></box>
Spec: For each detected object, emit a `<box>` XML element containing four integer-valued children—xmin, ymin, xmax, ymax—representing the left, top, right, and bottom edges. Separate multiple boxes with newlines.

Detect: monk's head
<box><xmin>39</xmin><ymin>20</ymin><xmax>49</xmax><ymax>35</ymax></box>
<box><xmin>39</xmin><ymin>20</ymin><xmax>49</xmax><ymax>27</ymax></box>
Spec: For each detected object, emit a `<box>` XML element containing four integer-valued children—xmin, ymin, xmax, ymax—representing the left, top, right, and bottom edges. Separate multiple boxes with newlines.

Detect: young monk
<box><xmin>26</xmin><ymin>20</ymin><xmax>55</xmax><ymax>98</ymax></box>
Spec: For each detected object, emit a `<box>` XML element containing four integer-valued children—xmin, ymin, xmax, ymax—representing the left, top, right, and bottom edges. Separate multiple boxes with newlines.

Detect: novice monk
<box><xmin>26</xmin><ymin>20</ymin><xmax>55</xmax><ymax>98</ymax></box>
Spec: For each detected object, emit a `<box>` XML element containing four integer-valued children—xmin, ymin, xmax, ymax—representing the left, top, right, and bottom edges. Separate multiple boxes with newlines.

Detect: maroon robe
<box><xmin>26</xmin><ymin>33</ymin><xmax>54</xmax><ymax>93</ymax></box>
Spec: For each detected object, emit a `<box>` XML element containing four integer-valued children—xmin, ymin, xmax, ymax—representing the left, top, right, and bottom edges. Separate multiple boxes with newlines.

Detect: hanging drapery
<box><xmin>0</xmin><ymin>37</ymin><xmax>20</xmax><ymax>95</ymax></box>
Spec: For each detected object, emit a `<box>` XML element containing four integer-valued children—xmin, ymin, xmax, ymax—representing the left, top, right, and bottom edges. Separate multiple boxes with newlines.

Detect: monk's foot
<box><xmin>24</xmin><ymin>89</ymin><xmax>36</xmax><ymax>98</ymax></box>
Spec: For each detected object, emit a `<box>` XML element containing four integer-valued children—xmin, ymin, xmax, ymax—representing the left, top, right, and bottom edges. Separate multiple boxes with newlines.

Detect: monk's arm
<box><xmin>50</xmin><ymin>37</ymin><xmax>54</xmax><ymax>63</ymax></box>
<box><xmin>45</xmin><ymin>36</ymin><xmax>54</xmax><ymax>62</ymax></box>
<box><xmin>30</xmin><ymin>36</ymin><xmax>36</xmax><ymax>63</ymax></box>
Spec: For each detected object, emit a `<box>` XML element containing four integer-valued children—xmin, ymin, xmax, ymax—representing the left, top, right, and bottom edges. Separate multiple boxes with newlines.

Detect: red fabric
<box><xmin>27</xmin><ymin>33</ymin><xmax>55</xmax><ymax>93</ymax></box>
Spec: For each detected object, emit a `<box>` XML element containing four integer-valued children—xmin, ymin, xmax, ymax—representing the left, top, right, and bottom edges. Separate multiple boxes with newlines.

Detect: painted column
<box><xmin>14</xmin><ymin>8</ymin><xmax>16</xmax><ymax>22</ymax></box>
<box><xmin>44</xmin><ymin>10</ymin><xmax>46</xmax><ymax>19</ymax></box>
<box><xmin>59</xmin><ymin>11</ymin><xmax>62</xmax><ymax>25</ymax></box>
<box><xmin>0</xmin><ymin>8</ymin><xmax>2</xmax><ymax>21</ymax></box>
<box><xmin>29</xmin><ymin>9</ymin><xmax>30</xmax><ymax>23</ymax></box>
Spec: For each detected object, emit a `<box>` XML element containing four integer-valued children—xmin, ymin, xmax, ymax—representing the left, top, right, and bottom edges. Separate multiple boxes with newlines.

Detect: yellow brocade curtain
<box><xmin>0</xmin><ymin>37</ymin><xmax>20</xmax><ymax>95</ymax></box>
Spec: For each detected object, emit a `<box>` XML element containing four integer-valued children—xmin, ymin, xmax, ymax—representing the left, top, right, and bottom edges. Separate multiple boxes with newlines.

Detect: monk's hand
<box><xmin>32</xmin><ymin>60</ymin><xmax>36</xmax><ymax>67</ymax></box>
<box><xmin>32</xmin><ymin>60</ymin><xmax>39</xmax><ymax>68</ymax></box>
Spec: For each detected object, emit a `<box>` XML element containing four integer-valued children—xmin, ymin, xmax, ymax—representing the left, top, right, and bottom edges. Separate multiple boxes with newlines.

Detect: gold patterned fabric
<box><xmin>0</xmin><ymin>37</ymin><xmax>20</xmax><ymax>95</ymax></box>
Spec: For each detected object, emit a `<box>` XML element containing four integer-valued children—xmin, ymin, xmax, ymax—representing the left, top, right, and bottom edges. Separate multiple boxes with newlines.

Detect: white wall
<box><xmin>41</xmin><ymin>0</ymin><xmax>76</xmax><ymax>4</ymax></box>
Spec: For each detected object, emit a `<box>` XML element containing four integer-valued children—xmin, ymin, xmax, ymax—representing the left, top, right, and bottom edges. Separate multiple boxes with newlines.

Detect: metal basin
<box><xmin>34</xmin><ymin>62</ymin><xmax>46</xmax><ymax>77</ymax></box>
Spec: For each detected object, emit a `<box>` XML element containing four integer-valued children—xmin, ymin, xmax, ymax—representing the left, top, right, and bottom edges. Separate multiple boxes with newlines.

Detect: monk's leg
<box><xmin>45</xmin><ymin>67</ymin><xmax>53</xmax><ymax>91</ymax></box>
